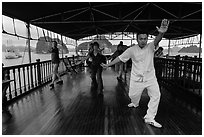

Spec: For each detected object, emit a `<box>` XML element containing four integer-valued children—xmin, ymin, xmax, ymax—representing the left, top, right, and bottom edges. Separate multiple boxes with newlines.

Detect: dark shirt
<box><xmin>118</xmin><ymin>50</ymin><xmax>124</xmax><ymax>55</ymax></box>
<box><xmin>110</xmin><ymin>49</ymin><xmax>124</xmax><ymax>61</ymax></box>
<box><xmin>87</xmin><ymin>52</ymin><xmax>106</xmax><ymax>69</ymax></box>
<box><xmin>51</xmin><ymin>47</ymin><xmax>60</xmax><ymax>64</ymax></box>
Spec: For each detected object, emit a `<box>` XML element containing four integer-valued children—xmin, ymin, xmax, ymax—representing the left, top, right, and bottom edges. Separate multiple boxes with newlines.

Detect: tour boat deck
<box><xmin>2</xmin><ymin>68</ymin><xmax>202</xmax><ymax>135</ymax></box>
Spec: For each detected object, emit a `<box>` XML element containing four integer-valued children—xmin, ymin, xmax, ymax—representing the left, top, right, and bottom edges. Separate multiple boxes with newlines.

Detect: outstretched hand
<box><xmin>101</xmin><ymin>63</ymin><xmax>108</xmax><ymax>68</ymax></box>
<box><xmin>156</xmin><ymin>19</ymin><xmax>169</xmax><ymax>33</ymax></box>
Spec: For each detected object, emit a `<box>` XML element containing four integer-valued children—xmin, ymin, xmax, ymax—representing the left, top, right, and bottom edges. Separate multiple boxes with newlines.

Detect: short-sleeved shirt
<box><xmin>51</xmin><ymin>47</ymin><xmax>60</xmax><ymax>64</ymax></box>
<box><xmin>119</xmin><ymin>42</ymin><xmax>156</xmax><ymax>82</ymax></box>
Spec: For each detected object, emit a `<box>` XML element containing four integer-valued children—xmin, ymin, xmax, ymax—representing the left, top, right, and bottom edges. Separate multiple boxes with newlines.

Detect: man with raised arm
<box><xmin>101</xmin><ymin>19</ymin><xmax>169</xmax><ymax>128</ymax></box>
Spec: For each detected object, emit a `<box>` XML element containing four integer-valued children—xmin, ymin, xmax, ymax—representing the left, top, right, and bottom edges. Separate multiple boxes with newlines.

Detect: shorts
<box><xmin>52</xmin><ymin>63</ymin><xmax>59</xmax><ymax>74</ymax></box>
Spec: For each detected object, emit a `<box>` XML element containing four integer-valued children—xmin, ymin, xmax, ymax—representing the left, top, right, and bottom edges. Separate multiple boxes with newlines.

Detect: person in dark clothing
<box><xmin>50</xmin><ymin>41</ymin><xmax>63</xmax><ymax>89</ymax></box>
<box><xmin>109</xmin><ymin>41</ymin><xmax>126</xmax><ymax>80</ymax></box>
<box><xmin>154</xmin><ymin>47</ymin><xmax>164</xmax><ymax>57</ymax></box>
<box><xmin>86</xmin><ymin>42</ymin><xmax>106</xmax><ymax>95</ymax></box>
<box><xmin>86</xmin><ymin>43</ymin><xmax>94</xmax><ymax>74</ymax></box>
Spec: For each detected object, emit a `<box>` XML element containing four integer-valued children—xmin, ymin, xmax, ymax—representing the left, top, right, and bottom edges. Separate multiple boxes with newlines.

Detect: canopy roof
<box><xmin>2</xmin><ymin>2</ymin><xmax>202</xmax><ymax>40</ymax></box>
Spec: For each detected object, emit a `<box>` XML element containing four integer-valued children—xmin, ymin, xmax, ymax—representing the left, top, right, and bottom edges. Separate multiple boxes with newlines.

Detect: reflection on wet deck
<box><xmin>2</xmin><ymin>69</ymin><xmax>202</xmax><ymax>135</ymax></box>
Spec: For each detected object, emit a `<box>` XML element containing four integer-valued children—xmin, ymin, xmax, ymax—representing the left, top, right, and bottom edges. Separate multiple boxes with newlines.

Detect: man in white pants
<box><xmin>101</xmin><ymin>19</ymin><xmax>169</xmax><ymax>128</ymax></box>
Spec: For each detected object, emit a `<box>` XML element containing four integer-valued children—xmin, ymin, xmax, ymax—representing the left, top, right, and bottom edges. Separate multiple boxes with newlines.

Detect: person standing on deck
<box><xmin>108</xmin><ymin>41</ymin><xmax>126</xmax><ymax>80</ymax></box>
<box><xmin>86</xmin><ymin>43</ymin><xmax>94</xmax><ymax>75</ymax></box>
<box><xmin>87</xmin><ymin>42</ymin><xmax>106</xmax><ymax>95</ymax></box>
<box><xmin>101</xmin><ymin>19</ymin><xmax>169</xmax><ymax>128</ymax></box>
<box><xmin>49</xmin><ymin>41</ymin><xmax>63</xmax><ymax>89</ymax></box>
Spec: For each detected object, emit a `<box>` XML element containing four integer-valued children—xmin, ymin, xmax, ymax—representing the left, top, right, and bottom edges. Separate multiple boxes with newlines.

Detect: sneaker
<box><xmin>144</xmin><ymin>119</ymin><xmax>162</xmax><ymax>128</ymax></box>
<box><xmin>56</xmin><ymin>80</ymin><xmax>63</xmax><ymax>84</ymax></box>
<box><xmin>117</xmin><ymin>76</ymin><xmax>122</xmax><ymax>81</ymax></box>
<box><xmin>98</xmin><ymin>89</ymin><xmax>104</xmax><ymax>96</ymax></box>
<box><xmin>50</xmin><ymin>83</ymin><xmax>54</xmax><ymax>89</ymax></box>
<box><xmin>128</xmin><ymin>102</ymin><xmax>138</xmax><ymax>108</ymax></box>
<box><xmin>98</xmin><ymin>92</ymin><xmax>103</xmax><ymax>96</ymax></box>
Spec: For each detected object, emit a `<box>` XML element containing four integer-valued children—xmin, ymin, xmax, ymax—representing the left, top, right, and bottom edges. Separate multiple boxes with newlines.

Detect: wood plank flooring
<box><xmin>2</xmin><ymin>68</ymin><xmax>202</xmax><ymax>135</ymax></box>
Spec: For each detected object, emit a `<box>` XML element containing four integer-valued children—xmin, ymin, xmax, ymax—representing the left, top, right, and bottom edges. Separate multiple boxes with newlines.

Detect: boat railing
<box><xmin>2</xmin><ymin>55</ymin><xmax>84</xmax><ymax>106</ymax></box>
<box><xmin>2</xmin><ymin>55</ymin><xmax>201</xmax><ymax>110</ymax></box>
<box><xmin>167</xmin><ymin>55</ymin><xmax>201</xmax><ymax>62</ymax></box>
<box><xmin>155</xmin><ymin>56</ymin><xmax>202</xmax><ymax>110</ymax></box>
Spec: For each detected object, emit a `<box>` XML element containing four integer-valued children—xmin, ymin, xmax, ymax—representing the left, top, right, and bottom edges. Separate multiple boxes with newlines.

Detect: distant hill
<box><xmin>2</xmin><ymin>44</ymin><xmax>35</xmax><ymax>52</ymax></box>
<box><xmin>178</xmin><ymin>45</ymin><xmax>202</xmax><ymax>53</ymax></box>
<box><xmin>163</xmin><ymin>46</ymin><xmax>181</xmax><ymax>53</ymax></box>
<box><xmin>77</xmin><ymin>36</ymin><xmax>114</xmax><ymax>53</ymax></box>
<box><xmin>36</xmin><ymin>37</ymin><xmax>69</xmax><ymax>54</ymax></box>
<box><xmin>67</xmin><ymin>47</ymin><xmax>76</xmax><ymax>52</ymax></box>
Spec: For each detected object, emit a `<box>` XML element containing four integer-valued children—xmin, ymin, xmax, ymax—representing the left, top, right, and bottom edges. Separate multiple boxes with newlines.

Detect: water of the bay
<box><xmin>2</xmin><ymin>52</ymin><xmax>77</xmax><ymax>67</ymax></box>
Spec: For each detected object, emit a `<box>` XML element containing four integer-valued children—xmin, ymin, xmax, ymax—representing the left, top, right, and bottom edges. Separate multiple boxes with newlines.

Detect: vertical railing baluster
<box><xmin>47</xmin><ymin>62</ymin><xmax>49</xmax><ymax>81</ymax></box>
<box><xmin>43</xmin><ymin>63</ymin><xmax>46</xmax><ymax>83</ymax></box>
<box><xmin>36</xmin><ymin>59</ymin><xmax>41</xmax><ymax>86</ymax></box>
<box><xmin>183</xmin><ymin>61</ymin><xmax>187</xmax><ymax>88</ymax></box>
<box><xmin>12</xmin><ymin>69</ymin><xmax>17</xmax><ymax>97</ymax></box>
<box><xmin>27</xmin><ymin>66</ymin><xmax>30</xmax><ymax>90</ymax></box>
<box><xmin>174</xmin><ymin>56</ymin><xmax>179</xmax><ymax>82</ymax></box>
<box><xmin>166</xmin><ymin>60</ymin><xmax>168</xmax><ymax>79</ymax></box>
<box><xmin>196</xmin><ymin>65</ymin><xmax>199</xmax><ymax>82</ymax></box>
<box><xmin>40</xmin><ymin>63</ymin><xmax>43</xmax><ymax>84</ymax></box>
<box><xmin>40</xmin><ymin>63</ymin><xmax>43</xmax><ymax>83</ymax></box>
<box><xmin>47</xmin><ymin>62</ymin><xmax>49</xmax><ymax>80</ymax></box>
<box><xmin>18</xmin><ymin>67</ymin><xmax>22</xmax><ymax>94</ymax></box>
<box><xmin>47</xmin><ymin>62</ymin><xmax>51</xmax><ymax>80</ymax></box>
<box><xmin>192</xmin><ymin>64</ymin><xmax>196</xmax><ymax>93</ymax></box>
<box><xmin>22</xmin><ymin>66</ymin><xmax>26</xmax><ymax>93</ymax></box>
<box><xmin>50</xmin><ymin>62</ymin><xmax>52</xmax><ymax>81</ymax></box>
<box><xmin>7</xmin><ymin>70</ymin><xmax>12</xmax><ymax>100</ymax></box>
<box><xmin>44</xmin><ymin>63</ymin><xmax>46</xmax><ymax>81</ymax></box>
<box><xmin>199</xmin><ymin>65</ymin><xmax>201</xmax><ymax>95</ymax></box>
<box><xmin>30</xmin><ymin>65</ymin><xmax>34</xmax><ymax>89</ymax></box>
<box><xmin>34</xmin><ymin>64</ymin><xmax>37</xmax><ymax>87</ymax></box>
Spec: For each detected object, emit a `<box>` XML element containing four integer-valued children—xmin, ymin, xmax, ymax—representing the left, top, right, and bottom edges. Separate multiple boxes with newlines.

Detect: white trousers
<box><xmin>129</xmin><ymin>78</ymin><xmax>161</xmax><ymax>121</ymax></box>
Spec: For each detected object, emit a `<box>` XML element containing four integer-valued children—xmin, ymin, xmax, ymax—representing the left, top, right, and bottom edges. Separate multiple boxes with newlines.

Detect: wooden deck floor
<box><xmin>2</xmin><ymin>68</ymin><xmax>202</xmax><ymax>135</ymax></box>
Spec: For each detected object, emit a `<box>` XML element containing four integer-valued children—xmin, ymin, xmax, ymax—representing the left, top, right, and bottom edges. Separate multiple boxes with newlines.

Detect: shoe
<box><xmin>56</xmin><ymin>80</ymin><xmax>63</xmax><ymax>84</ymax></box>
<box><xmin>144</xmin><ymin>119</ymin><xmax>162</xmax><ymax>128</ymax></box>
<box><xmin>117</xmin><ymin>76</ymin><xmax>122</xmax><ymax>81</ymax></box>
<box><xmin>98</xmin><ymin>92</ymin><xmax>103</xmax><ymax>96</ymax></box>
<box><xmin>98</xmin><ymin>89</ymin><xmax>104</xmax><ymax>96</ymax></box>
<box><xmin>50</xmin><ymin>83</ymin><xmax>54</xmax><ymax>89</ymax></box>
<box><xmin>128</xmin><ymin>103</ymin><xmax>138</xmax><ymax>108</ymax></box>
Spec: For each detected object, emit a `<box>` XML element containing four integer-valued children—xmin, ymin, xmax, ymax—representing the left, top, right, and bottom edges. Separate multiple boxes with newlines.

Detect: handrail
<box><xmin>155</xmin><ymin>57</ymin><xmax>202</xmax><ymax>97</ymax></box>
<box><xmin>2</xmin><ymin>55</ymin><xmax>85</xmax><ymax>106</ymax></box>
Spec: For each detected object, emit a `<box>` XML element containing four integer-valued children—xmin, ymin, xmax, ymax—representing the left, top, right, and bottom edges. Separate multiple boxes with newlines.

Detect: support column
<box><xmin>131</xmin><ymin>39</ymin><xmax>132</xmax><ymax>46</ymax></box>
<box><xmin>61</xmin><ymin>34</ymin><xmax>64</xmax><ymax>59</ymax></box>
<box><xmin>198</xmin><ymin>34</ymin><xmax>202</xmax><ymax>58</ymax></box>
<box><xmin>168</xmin><ymin>39</ymin><xmax>171</xmax><ymax>57</ymax></box>
<box><xmin>26</xmin><ymin>23</ymin><xmax>32</xmax><ymax>64</ymax></box>
<box><xmin>75</xmin><ymin>40</ymin><xmax>78</xmax><ymax>56</ymax></box>
<box><xmin>26</xmin><ymin>22</ymin><xmax>34</xmax><ymax>88</ymax></box>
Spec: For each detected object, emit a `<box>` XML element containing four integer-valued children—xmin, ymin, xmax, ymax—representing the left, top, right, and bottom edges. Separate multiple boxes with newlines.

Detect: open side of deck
<box><xmin>2</xmin><ymin>68</ymin><xmax>202</xmax><ymax>135</ymax></box>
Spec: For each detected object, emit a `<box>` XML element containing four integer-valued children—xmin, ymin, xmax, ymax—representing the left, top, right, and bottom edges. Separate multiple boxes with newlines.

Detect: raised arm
<box><xmin>154</xmin><ymin>19</ymin><xmax>169</xmax><ymax>48</ymax></box>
